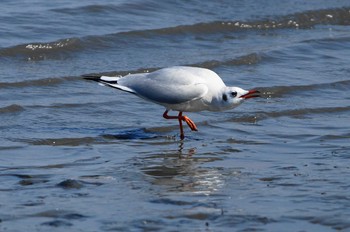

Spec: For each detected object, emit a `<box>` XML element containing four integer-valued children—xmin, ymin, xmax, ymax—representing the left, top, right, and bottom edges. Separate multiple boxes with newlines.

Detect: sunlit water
<box><xmin>1</xmin><ymin>1</ymin><xmax>350</xmax><ymax>231</ymax></box>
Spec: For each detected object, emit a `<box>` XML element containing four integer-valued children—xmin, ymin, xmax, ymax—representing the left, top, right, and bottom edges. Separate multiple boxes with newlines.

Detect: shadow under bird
<box><xmin>84</xmin><ymin>66</ymin><xmax>260</xmax><ymax>140</ymax></box>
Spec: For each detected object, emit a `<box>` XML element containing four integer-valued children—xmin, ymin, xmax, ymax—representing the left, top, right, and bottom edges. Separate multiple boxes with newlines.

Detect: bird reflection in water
<box><xmin>177</xmin><ymin>141</ymin><xmax>196</xmax><ymax>157</ymax></box>
<box><xmin>139</xmin><ymin>143</ymin><xmax>225</xmax><ymax>195</ymax></box>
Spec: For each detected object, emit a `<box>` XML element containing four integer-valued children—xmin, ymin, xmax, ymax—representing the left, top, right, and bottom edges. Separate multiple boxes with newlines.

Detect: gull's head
<box><xmin>217</xmin><ymin>87</ymin><xmax>260</xmax><ymax>111</ymax></box>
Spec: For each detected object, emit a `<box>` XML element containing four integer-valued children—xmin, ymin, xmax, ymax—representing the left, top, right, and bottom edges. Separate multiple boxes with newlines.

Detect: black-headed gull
<box><xmin>84</xmin><ymin>66</ymin><xmax>260</xmax><ymax>140</ymax></box>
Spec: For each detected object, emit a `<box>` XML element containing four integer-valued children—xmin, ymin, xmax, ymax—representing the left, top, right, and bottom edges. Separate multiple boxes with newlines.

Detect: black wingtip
<box><xmin>82</xmin><ymin>75</ymin><xmax>101</xmax><ymax>82</ymax></box>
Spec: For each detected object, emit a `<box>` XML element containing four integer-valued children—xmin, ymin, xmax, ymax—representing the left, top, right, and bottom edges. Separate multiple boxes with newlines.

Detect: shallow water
<box><xmin>1</xmin><ymin>1</ymin><xmax>350</xmax><ymax>231</ymax></box>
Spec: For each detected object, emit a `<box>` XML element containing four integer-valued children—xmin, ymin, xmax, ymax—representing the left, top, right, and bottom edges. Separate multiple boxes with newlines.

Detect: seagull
<box><xmin>84</xmin><ymin>66</ymin><xmax>260</xmax><ymax>140</ymax></box>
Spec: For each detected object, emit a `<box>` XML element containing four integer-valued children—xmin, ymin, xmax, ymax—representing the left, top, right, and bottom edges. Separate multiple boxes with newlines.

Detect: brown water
<box><xmin>1</xmin><ymin>1</ymin><xmax>350</xmax><ymax>231</ymax></box>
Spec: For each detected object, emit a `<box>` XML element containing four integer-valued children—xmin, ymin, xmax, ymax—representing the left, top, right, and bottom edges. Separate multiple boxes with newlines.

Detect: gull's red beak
<box><xmin>240</xmin><ymin>89</ymin><xmax>260</xmax><ymax>99</ymax></box>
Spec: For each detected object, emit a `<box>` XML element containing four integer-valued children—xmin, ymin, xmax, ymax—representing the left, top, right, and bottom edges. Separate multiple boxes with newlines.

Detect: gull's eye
<box><xmin>231</xmin><ymin>91</ymin><xmax>237</xmax><ymax>97</ymax></box>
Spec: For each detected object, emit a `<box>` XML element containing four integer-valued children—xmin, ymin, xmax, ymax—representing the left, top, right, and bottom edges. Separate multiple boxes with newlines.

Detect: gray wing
<box><xmin>118</xmin><ymin>68</ymin><xmax>208</xmax><ymax>104</ymax></box>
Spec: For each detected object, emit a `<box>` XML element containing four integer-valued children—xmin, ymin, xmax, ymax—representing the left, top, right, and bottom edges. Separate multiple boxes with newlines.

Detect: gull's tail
<box><xmin>83</xmin><ymin>75</ymin><xmax>136</xmax><ymax>94</ymax></box>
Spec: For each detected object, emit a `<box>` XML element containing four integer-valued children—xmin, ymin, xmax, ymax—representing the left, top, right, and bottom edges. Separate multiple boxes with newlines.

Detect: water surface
<box><xmin>1</xmin><ymin>1</ymin><xmax>350</xmax><ymax>231</ymax></box>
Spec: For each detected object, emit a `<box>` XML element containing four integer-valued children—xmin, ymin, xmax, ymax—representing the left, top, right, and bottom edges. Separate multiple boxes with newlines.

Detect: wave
<box><xmin>259</xmin><ymin>106</ymin><xmax>350</xmax><ymax>119</ymax></box>
<box><xmin>258</xmin><ymin>79</ymin><xmax>350</xmax><ymax>98</ymax></box>
<box><xmin>0</xmin><ymin>104</ymin><xmax>25</xmax><ymax>114</ymax></box>
<box><xmin>26</xmin><ymin>137</ymin><xmax>97</xmax><ymax>146</ymax></box>
<box><xmin>0</xmin><ymin>38</ymin><xmax>82</xmax><ymax>60</ymax></box>
<box><xmin>231</xmin><ymin>105</ymin><xmax>350</xmax><ymax>124</ymax></box>
<box><xmin>0</xmin><ymin>76</ymin><xmax>77</xmax><ymax>88</ymax></box>
<box><xmin>126</xmin><ymin>7</ymin><xmax>350</xmax><ymax>35</ymax></box>
<box><xmin>193</xmin><ymin>53</ymin><xmax>262</xmax><ymax>69</ymax></box>
<box><xmin>1</xmin><ymin>7</ymin><xmax>349</xmax><ymax>60</ymax></box>
<box><xmin>22</xmin><ymin>128</ymin><xmax>161</xmax><ymax>146</ymax></box>
<box><xmin>52</xmin><ymin>4</ymin><xmax>123</xmax><ymax>14</ymax></box>
<box><xmin>52</xmin><ymin>2</ymin><xmax>159</xmax><ymax>15</ymax></box>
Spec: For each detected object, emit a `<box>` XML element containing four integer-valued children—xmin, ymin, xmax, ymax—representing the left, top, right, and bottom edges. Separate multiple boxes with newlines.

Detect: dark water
<box><xmin>1</xmin><ymin>1</ymin><xmax>350</xmax><ymax>231</ymax></box>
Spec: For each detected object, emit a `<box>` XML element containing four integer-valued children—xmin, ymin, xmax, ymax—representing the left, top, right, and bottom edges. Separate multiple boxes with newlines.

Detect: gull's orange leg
<box><xmin>182</xmin><ymin>115</ymin><xmax>198</xmax><ymax>131</ymax></box>
<box><xmin>163</xmin><ymin>110</ymin><xmax>198</xmax><ymax>139</ymax></box>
